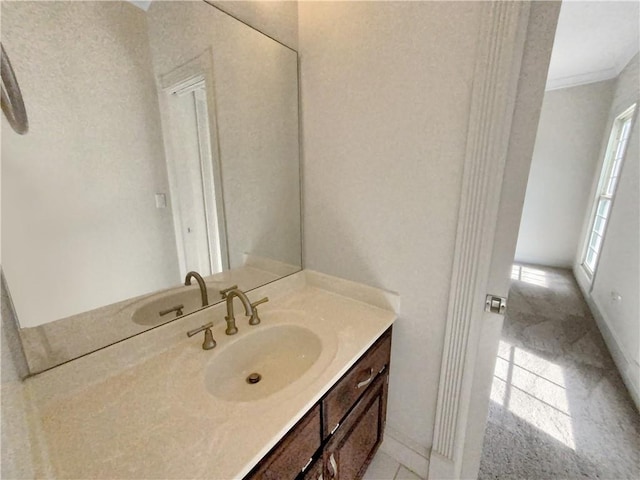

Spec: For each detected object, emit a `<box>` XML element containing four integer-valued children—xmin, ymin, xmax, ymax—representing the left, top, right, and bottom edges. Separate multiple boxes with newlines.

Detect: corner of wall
<box><xmin>572</xmin><ymin>262</ymin><xmax>590</xmax><ymax>296</ymax></box>
<box><xmin>380</xmin><ymin>426</ymin><xmax>430</xmax><ymax>479</ymax></box>
<box><xmin>1</xmin><ymin>272</ymin><xmax>30</xmax><ymax>381</ymax></box>
<box><xmin>207</xmin><ymin>0</ymin><xmax>298</xmax><ymax>50</ymax></box>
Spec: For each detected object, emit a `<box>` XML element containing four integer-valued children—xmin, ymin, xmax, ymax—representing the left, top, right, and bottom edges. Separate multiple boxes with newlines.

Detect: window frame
<box><xmin>581</xmin><ymin>103</ymin><xmax>637</xmax><ymax>280</ymax></box>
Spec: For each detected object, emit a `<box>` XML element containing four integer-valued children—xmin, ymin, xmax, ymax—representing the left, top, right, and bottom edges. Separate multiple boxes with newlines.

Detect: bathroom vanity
<box><xmin>20</xmin><ymin>271</ymin><xmax>398</xmax><ymax>479</ymax></box>
<box><xmin>247</xmin><ymin>328</ymin><xmax>391</xmax><ymax>479</ymax></box>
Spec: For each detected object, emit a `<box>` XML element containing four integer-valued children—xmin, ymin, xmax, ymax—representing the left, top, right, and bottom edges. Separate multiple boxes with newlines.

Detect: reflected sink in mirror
<box><xmin>205</xmin><ymin>324</ymin><xmax>322</xmax><ymax>402</ymax></box>
<box><xmin>2</xmin><ymin>0</ymin><xmax>301</xmax><ymax>374</ymax></box>
<box><xmin>131</xmin><ymin>283</ymin><xmax>223</xmax><ymax>326</ymax></box>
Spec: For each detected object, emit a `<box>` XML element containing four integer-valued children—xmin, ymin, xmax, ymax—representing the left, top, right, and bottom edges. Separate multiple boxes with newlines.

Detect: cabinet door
<box><xmin>301</xmin><ymin>457</ymin><xmax>324</xmax><ymax>480</ymax></box>
<box><xmin>247</xmin><ymin>405</ymin><xmax>321</xmax><ymax>480</ymax></box>
<box><xmin>324</xmin><ymin>373</ymin><xmax>388</xmax><ymax>480</ymax></box>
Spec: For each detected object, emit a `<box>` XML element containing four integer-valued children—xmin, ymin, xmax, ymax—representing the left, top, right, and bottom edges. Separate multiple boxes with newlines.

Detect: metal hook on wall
<box><xmin>1</xmin><ymin>43</ymin><xmax>29</xmax><ymax>135</ymax></box>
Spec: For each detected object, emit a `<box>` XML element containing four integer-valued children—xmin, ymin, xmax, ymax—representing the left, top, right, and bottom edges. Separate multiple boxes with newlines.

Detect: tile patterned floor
<box><xmin>479</xmin><ymin>264</ymin><xmax>640</xmax><ymax>479</ymax></box>
<box><xmin>363</xmin><ymin>451</ymin><xmax>422</xmax><ymax>480</ymax></box>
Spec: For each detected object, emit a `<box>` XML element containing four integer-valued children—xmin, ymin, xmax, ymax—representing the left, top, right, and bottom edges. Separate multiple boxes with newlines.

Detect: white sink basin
<box><xmin>131</xmin><ymin>284</ymin><xmax>223</xmax><ymax>326</ymax></box>
<box><xmin>204</xmin><ymin>324</ymin><xmax>322</xmax><ymax>402</ymax></box>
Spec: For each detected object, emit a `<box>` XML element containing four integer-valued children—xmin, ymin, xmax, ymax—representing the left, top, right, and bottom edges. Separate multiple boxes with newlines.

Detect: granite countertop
<box><xmin>23</xmin><ymin>271</ymin><xmax>399</xmax><ymax>479</ymax></box>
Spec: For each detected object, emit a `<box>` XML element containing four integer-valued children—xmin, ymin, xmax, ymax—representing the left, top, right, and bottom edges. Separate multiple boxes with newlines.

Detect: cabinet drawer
<box><xmin>322</xmin><ymin>329</ymin><xmax>391</xmax><ymax>438</ymax></box>
<box><xmin>300</xmin><ymin>457</ymin><xmax>324</xmax><ymax>480</ymax></box>
<box><xmin>247</xmin><ymin>404</ymin><xmax>321</xmax><ymax>480</ymax></box>
<box><xmin>324</xmin><ymin>372</ymin><xmax>388</xmax><ymax>480</ymax></box>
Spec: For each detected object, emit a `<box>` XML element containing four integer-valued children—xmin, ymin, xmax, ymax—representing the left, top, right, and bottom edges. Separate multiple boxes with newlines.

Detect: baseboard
<box><xmin>380</xmin><ymin>426</ymin><xmax>429</xmax><ymax>479</ymax></box>
<box><xmin>513</xmin><ymin>256</ymin><xmax>573</xmax><ymax>269</ymax></box>
<box><xmin>589</xmin><ymin>300</ymin><xmax>640</xmax><ymax>411</ymax></box>
<box><xmin>573</xmin><ymin>270</ymin><xmax>640</xmax><ymax>411</ymax></box>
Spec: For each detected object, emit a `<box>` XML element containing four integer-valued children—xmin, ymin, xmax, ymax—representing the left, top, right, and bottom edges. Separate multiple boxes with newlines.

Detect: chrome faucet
<box><xmin>185</xmin><ymin>271</ymin><xmax>208</xmax><ymax>307</ymax></box>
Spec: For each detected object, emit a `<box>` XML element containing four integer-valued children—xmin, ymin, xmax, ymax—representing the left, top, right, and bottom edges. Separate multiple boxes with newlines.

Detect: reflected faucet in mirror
<box><xmin>159</xmin><ymin>304</ymin><xmax>184</xmax><ymax>318</ymax></box>
<box><xmin>185</xmin><ymin>271</ymin><xmax>208</xmax><ymax>308</ymax></box>
<box><xmin>2</xmin><ymin>0</ymin><xmax>301</xmax><ymax>374</ymax></box>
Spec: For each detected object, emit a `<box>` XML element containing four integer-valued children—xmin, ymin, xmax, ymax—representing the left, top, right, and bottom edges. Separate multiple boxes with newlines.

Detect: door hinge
<box><xmin>485</xmin><ymin>294</ymin><xmax>507</xmax><ymax>315</ymax></box>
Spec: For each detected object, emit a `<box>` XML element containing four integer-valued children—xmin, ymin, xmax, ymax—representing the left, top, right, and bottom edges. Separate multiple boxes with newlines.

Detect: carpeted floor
<box><xmin>478</xmin><ymin>264</ymin><xmax>640</xmax><ymax>480</ymax></box>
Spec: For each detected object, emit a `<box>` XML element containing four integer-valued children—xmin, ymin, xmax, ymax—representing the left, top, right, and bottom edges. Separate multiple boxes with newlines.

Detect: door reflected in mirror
<box><xmin>162</xmin><ymin>66</ymin><xmax>228</xmax><ymax>277</ymax></box>
<box><xmin>1</xmin><ymin>0</ymin><xmax>301</xmax><ymax>373</ymax></box>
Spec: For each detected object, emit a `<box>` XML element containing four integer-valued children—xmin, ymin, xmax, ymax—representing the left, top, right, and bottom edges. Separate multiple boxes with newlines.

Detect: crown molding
<box><xmin>546</xmin><ymin>47</ymin><xmax>639</xmax><ymax>92</ymax></box>
<box><xmin>546</xmin><ymin>67</ymin><xmax>619</xmax><ymax>91</ymax></box>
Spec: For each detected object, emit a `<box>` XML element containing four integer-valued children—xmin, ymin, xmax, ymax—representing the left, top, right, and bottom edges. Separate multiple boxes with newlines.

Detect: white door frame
<box><xmin>429</xmin><ymin>2</ymin><xmax>561</xmax><ymax>479</ymax></box>
<box><xmin>156</xmin><ymin>50</ymin><xmax>230</xmax><ymax>278</ymax></box>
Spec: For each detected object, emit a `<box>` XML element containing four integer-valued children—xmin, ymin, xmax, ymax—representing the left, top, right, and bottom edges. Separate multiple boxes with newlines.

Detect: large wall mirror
<box><xmin>1</xmin><ymin>0</ymin><xmax>301</xmax><ymax>373</ymax></box>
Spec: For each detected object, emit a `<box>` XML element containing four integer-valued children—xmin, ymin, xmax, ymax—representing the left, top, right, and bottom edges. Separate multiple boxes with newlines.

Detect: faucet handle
<box><xmin>220</xmin><ymin>285</ymin><xmax>239</xmax><ymax>299</ymax></box>
<box><xmin>249</xmin><ymin>297</ymin><xmax>269</xmax><ymax>326</ymax></box>
<box><xmin>186</xmin><ymin>321</ymin><xmax>213</xmax><ymax>337</ymax></box>
<box><xmin>251</xmin><ymin>297</ymin><xmax>269</xmax><ymax>308</ymax></box>
<box><xmin>159</xmin><ymin>304</ymin><xmax>184</xmax><ymax>317</ymax></box>
<box><xmin>186</xmin><ymin>322</ymin><xmax>216</xmax><ymax>350</ymax></box>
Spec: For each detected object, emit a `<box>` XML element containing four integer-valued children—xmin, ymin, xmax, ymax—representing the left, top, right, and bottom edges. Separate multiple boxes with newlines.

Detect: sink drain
<box><xmin>246</xmin><ymin>373</ymin><xmax>262</xmax><ymax>384</ymax></box>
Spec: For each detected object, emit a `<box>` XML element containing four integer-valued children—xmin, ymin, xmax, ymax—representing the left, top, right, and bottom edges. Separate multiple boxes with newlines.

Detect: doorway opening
<box><xmin>479</xmin><ymin>2</ymin><xmax>640</xmax><ymax>478</ymax></box>
<box><xmin>166</xmin><ymin>79</ymin><xmax>222</xmax><ymax>276</ymax></box>
<box><xmin>159</xmin><ymin>60</ymin><xmax>230</xmax><ymax>281</ymax></box>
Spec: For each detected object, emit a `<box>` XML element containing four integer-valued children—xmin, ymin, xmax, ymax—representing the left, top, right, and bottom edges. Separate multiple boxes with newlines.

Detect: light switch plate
<box><xmin>155</xmin><ymin>193</ymin><xmax>167</xmax><ymax>209</ymax></box>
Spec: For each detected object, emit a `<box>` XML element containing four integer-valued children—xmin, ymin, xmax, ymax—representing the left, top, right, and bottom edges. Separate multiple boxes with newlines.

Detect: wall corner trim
<box><xmin>380</xmin><ymin>427</ymin><xmax>429</xmax><ymax>479</ymax></box>
<box><xmin>429</xmin><ymin>1</ymin><xmax>532</xmax><ymax>478</ymax></box>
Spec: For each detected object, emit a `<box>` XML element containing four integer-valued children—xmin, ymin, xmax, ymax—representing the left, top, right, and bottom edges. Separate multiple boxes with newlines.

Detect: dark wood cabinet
<box><xmin>246</xmin><ymin>327</ymin><xmax>392</xmax><ymax>480</ymax></box>
<box><xmin>322</xmin><ymin>333</ymin><xmax>391</xmax><ymax>440</ymax></box>
<box><xmin>323</xmin><ymin>372</ymin><xmax>388</xmax><ymax>480</ymax></box>
<box><xmin>300</xmin><ymin>457</ymin><xmax>324</xmax><ymax>480</ymax></box>
<box><xmin>249</xmin><ymin>405</ymin><xmax>321</xmax><ymax>480</ymax></box>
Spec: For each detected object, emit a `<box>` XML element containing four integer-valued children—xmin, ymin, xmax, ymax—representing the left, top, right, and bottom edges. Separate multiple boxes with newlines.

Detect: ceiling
<box><xmin>547</xmin><ymin>0</ymin><xmax>640</xmax><ymax>90</ymax></box>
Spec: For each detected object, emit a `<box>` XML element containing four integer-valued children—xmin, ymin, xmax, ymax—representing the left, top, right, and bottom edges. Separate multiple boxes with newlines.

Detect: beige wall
<box><xmin>1</xmin><ymin>1</ymin><xmax>178</xmax><ymax>327</ymax></box>
<box><xmin>515</xmin><ymin>80</ymin><xmax>615</xmax><ymax>267</ymax></box>
<box><xmin>576</xmin><ymin>54</ymin><xmax>640</xmax><ymax>408</ymax></box>
<box><xmin>299</xmin><ymin>1</ymin><xmax>483</xmax><ymax>452</ymax></box>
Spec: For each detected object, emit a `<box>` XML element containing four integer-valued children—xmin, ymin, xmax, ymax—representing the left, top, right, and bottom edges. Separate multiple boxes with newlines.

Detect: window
<box><xmin>582</xmin><ymin>103</ymin><xmax>636</xmax><ymax>277</ymax></box>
